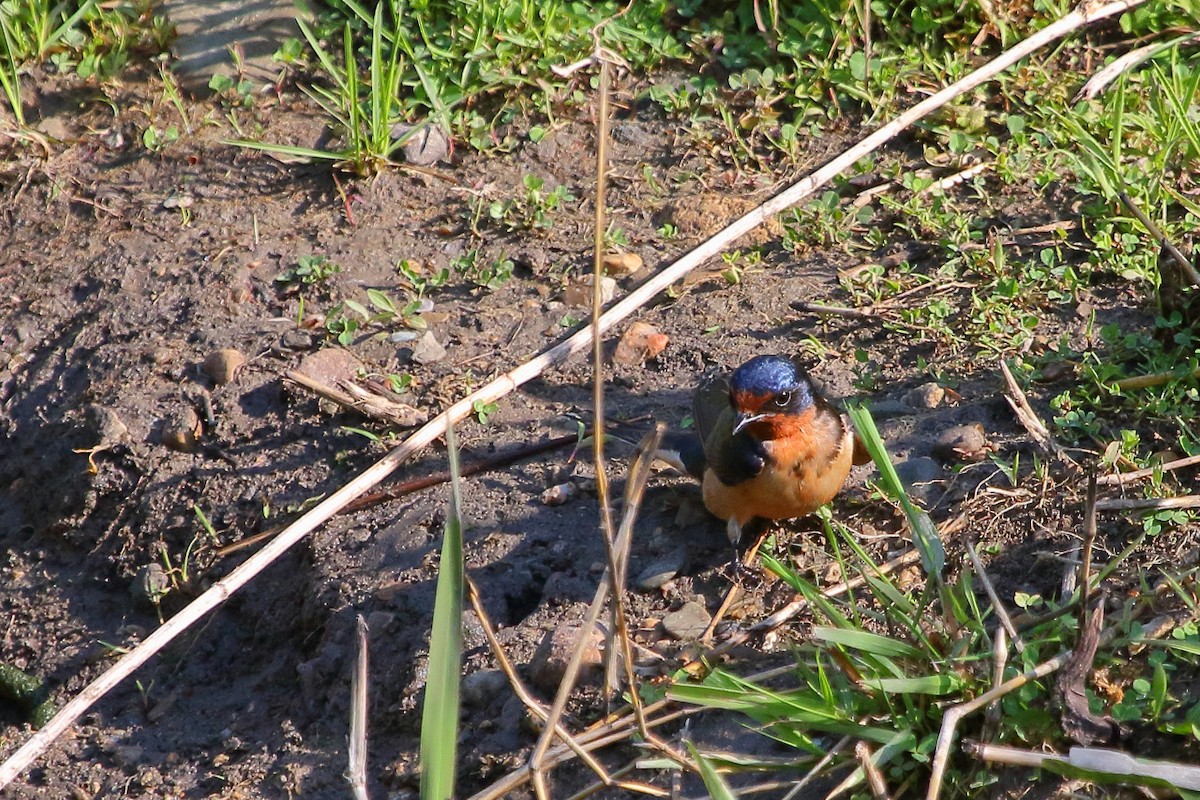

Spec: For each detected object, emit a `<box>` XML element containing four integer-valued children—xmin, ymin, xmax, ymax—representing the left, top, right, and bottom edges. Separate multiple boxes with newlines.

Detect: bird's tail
<box><xmin>653</xmin><ymin>430</ymin><xmax>706</xmax><ymax>481</ymax></box>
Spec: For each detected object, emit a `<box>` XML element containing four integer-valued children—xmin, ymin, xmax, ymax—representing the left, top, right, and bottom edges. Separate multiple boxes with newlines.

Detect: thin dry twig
<box><xmin>286</xmin><ymin>369</ymin><xmax>425</xmax><ymax>427</ymax></box>
<box><xmin>999</xmin><ymin>359</ymin><xmax>1075</xmax><ymax>468</ymax></box>
<box><xmin>527</xmin><ymin>430</ymin><xmax>670</xmax><ymax>782</ymax></box>
<box><xmin>1119</xmin><ymin>190</ymin><xmax>1200</xmax><ymax>289</ymax></box>
<box><xmin>1096</xmin><ymin>494</ymin><xmax>1200</xmax><ymax>512</ymax></box>
<box><xmin>964</xmin><ymin>540</ymin><xmax>1025</xmax><ymax>652</ymax></box>
<box><xmin>965</xmin><ymin>741</ymin><xmax>1200</xmax><ymax>790</ymax></box>
<box><xmin>1075</xmin><ymin>32</ymin><xmax>1200</xmax><ymax>101</ymax></box>
<box><xmin>1057</xmin><ymin>593</ymin><xmax>1117</xmax><ymax>745</ymax></box>
<box><xmin>1079</xmin><ymin>473</ymin><xmax>1098</xmax><ymax>602</ymax></box>
<box><xmin>1098</xmin><ymin>452</ymin><xmax>1200</xmax><ymax>486</ymax></box>
<box><xmin>0</xmin><ymin>1</ymin><xmax>1148</xmax><ymax>787</ymax></box>
<box><xmin>347</xmin><ymin>615</ymin><xmax>370</xmax><ymax>800</ymax></box>
<box><xmin>697</xmin><ymin>549</ymin><xmax>924</xmax><ymax>666</ymax></box>
<box><xmin>781</xmin><ymin>735</ymin><xmax>853</xmax><ymax>800</ymax></box>
<box><xmin>465</xmin><ymin>579</ymin><xmax>612</xmax><ymax>782</ymax></box>
<box><xmin>855</xmin><ymin>740</ymin><xmax>892</xmax><ymax>800</ymax></box>
<box><xmin>982</xmin><ymin>627</ymin><xmax>1008</xmax><ymax>735</ymax></box>
<box><xmin>1114</xmin><ymin>367</ymin><xmax>1200</xmax><ymax>392</ymax></box>
<box><xmin>925</xmin><ymin>623</ymin><xmax>1122</xmax><ymax>800</ymax></box>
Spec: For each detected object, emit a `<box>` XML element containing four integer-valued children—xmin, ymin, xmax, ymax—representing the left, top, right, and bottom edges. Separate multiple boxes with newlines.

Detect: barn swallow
<box><xmin>659</xmin><ymin>355</ymin><xmax>868</xmax><ymax>544</ymax></box>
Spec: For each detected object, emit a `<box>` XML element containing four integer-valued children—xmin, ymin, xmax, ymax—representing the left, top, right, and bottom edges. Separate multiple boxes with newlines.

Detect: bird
<box><xmin>658</xmin><ymin>354</ymin><xmax>869</xmax><ymax>544</ymax></box>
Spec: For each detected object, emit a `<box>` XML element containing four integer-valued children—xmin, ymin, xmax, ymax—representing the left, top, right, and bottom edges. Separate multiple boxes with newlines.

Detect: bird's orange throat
<box><xmin>745</xmin><ymin>405</ymin><xmax>817</xmax><ymax>441</ymax></box>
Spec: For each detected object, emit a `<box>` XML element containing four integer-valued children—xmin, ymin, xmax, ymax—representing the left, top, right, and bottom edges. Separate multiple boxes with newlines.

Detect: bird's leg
<box><xmin>725</xmin><ymin>517</ymin><xmax>743</xmax><ymax>546</ymax></box>
<box><xmin>730</xmin><ymin>517</ymin><xmax>770</xmax><ymax>583</ymax></box>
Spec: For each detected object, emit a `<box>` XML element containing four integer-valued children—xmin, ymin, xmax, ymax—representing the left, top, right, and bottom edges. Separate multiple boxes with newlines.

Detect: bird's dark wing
<box><xmin>655</xmin><ymin>430</ymin><xmax>706</xmax><ymax>480</ymax></box>
<box><xmin>693</xmin><ymin>373</ymin><xmax>765</xmax><ymax>486</ymax></box>
<box><xmin>692</xmin><ymin>372</ymin><xmax>730</xmax><ymax>452</ymax></box>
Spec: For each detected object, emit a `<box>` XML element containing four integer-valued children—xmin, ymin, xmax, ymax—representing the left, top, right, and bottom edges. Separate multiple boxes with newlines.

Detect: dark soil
<box><xmin>1</xmin><ymin>67</ymin><xmax>1195</xmax><ymax>799</ymax></box>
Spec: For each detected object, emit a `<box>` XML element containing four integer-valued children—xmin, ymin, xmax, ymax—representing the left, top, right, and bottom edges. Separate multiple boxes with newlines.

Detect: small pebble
<box><xmin>461</xmin><ymin>669</ymin><xmax>507</xmax><ymax>707</ymax></box>
<box><xmin>131</xmin><ymin>562</ymin><xmax>171</xmax><ymax>606</ymax></box>
<box><xmin>662</xmin><ymin>601</ymin><xmax>711</xmax><ymax>640</ymax></box>
<box><xmin>202</xmin><ymin>348</ymin><xmax>246</xmax><ymax>385</ymax></box>
<box><xmin>1038</xmin><ymin>360</ymin><xmax>1078</xmax><ymax>382</ymax></box>
<box><xmin>388</xmin><ymin>330</ymin><xmax>422</xmax><ymax>343</ymax></box>
<box><xmin>393</xmin><ymin>122</ymin><xmax>449</xmax><ymax>166</ymax></box>
<box><xmin>411</xmin><ymin>330</ymin><xmax>447</xmax><ymax>364</ymax></box>
<box><xmin>613</xmin><ymin>322</ymin><xmax>668</xmax><ymax>366</ymax></box>
<box><xmin>561</xmin><ymin>276</ymin><xmax>616</xmax><ymax>307</ymax></box>
<box><xmin>894</xmin><ymin>457</ymin><xmax>944</xmax><ymax>504</ymax></box>
<box><xmin>160</xmin><ymin>407</ymin><xmax>201</xmax><ymax>453</ymax></box>
<box><xmin>296</xmin><ymin>348</ymin><xmax>364</xmax><ymax>385</ymax></box>
<box><xmin>932</xmin><ymin>423</ymin><xmax>990</xmax><ymax>463</ymax></box>
<box><xmin>84</xmin><ymin>404</ymin><xmax>129</xmax><ymax>447</ymax></box>
<box><xmin>602</xmin><ymin>251</ymin><xmax>643</xmax><ymax>277</ymax></box>
<box><xmin>903</xmin><ymin>382</ymin><xmax>944</xmax><ymax>409</ymax></box>
<box><xmin>280</xmin><ymin>330</ymin><xmax>316</xmax><ymax>350</ymax></box>
<box><xmin>541</xmin><ymin>482</ymin><xmax>579</xmax><ymax>506</ymax></box>
<box><xmin>636</xmin><ymin>549</ymin><xmax>688</xmax><ymax>591</ymax></box>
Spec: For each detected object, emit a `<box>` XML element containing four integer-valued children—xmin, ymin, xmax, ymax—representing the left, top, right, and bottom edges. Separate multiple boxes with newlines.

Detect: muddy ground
<box><xmin>1</xmin><ymin>64</ymin><xmax>1195</xmax><ymax>799</ymax></box>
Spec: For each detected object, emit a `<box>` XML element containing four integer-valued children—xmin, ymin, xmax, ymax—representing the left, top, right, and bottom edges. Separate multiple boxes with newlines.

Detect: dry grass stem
<box><xmin>1115</xmin><ymin>367</ymin><xmax>1200</xmax><ymax>392</ymax></box>
<box><xmin>465</xmin><ymin>579</ymin><xmax>612</xmax><ymax>782</ymax></box>
<box><xmin>1118</xmin><ymin>190</ymin><xmax>1200</xmax><ymax>288</ymax></box>
<box><xmin>1098</xmin><ymin>453</ymin><xmax>1200</xmax><ymax>486</ymax></box>
<box><xmin>781</xmin><ymin>735</ymin><xmax>853</xmax><ymax>800</ymax></box>
<box><xmin>527</xmin><ymin>428</ymin><xmax>672</xmax><ymax>779</ymax></box>
<box><xmin>964</xmin><ymin>540</ymin><xmax>1025</xmax><ymax>652</ymax></box>
<box><xmin>702</xmin><ymin>549</ymin><xmax>924</xmax><ymax>662</ymax></box>
<box><xmin>964</xmin><ymin>741</ymin><xmax>1200</xmax><ymax>791</ymax></box>
<box><xmin>1096</xmin><ymin>495</ymin><xmax>1200</xmax><ymax>512</ymax></box>
<box><xmin>285</xmin><ymin>369</ymin><xmax>423</xmax><ymax>427</ymax></box>
<box><xmin>983</xmin><ymin>627</ymin><xmax>1009</xmax><ymax>734</ymax></box>
<box><xmin>347</xmin><ymin>614</ymin><xmax>370</xmax><ymax>800</ymax></box>
<box><xmin>855</xmin><ymin>740</ymin><xmax>892</xmax><ymax>800</ymax></box>
<box><xmin>1079</xmin><ymin>474</ymin><xmax>1098</xmax><ymax>601</ymax></box>
<box><xmin>1000</xmin><ymin>359</ymin><xmax>1075</xmax><ymax>468</ymax></box>
<box><xmin>1075</xmin><ymin>33</ymin><xmax>1200</xmax><ymax>101</ymax></box>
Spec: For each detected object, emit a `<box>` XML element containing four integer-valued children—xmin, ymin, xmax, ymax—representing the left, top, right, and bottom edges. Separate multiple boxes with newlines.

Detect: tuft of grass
<box><xmin>419</xmin><ymin>423</ymin><xmax>465</xmax><ymax>800</ymax></box>
<box><xmin>227</xmin><ymin>2</ymin><xmax>406</xmax><ymax>175</ymax></box>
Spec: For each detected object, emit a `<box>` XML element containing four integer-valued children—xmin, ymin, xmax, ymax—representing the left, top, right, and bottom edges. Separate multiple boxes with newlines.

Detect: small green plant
<box><xmin>386</xmin><ymin>372</ymin><xmax>413</xmax><ymax>394</ymax></box>
<box><xmin>471</xmin><ymin>399</ymin><xmax>498</xmax><ymax>425</ymax></box>
<box><xmin>482</xmin><ymin>174</ymin><xmax>576</xmax><ymax>233</ymax></box>
<box><xmin>397</xmin><ymin>259</ymin><xmax>450</xmax><ymax>297</ymax></box>
<box><xmin>141</xmin><ymin>124</ymin><xmax>178</xmax><ymax>152</ymax></box>
<box><xmin>277</xmin><ymin>255</ymin><xmax>341</xmax><ymax>287</ymax></box>
<box><xmin>326</xmin><ymin>288</ymin><xmax>427</xmax><ymax>345</ymax></box>
<box><xmin>208</xmin><ymin>72</ymin><xmax>256</xmax><ymax>109</ymax></box>
<box><xmin>453</xmin><ymin>250</ymin><xmax>514</xmax><ymax>291</ymax></box>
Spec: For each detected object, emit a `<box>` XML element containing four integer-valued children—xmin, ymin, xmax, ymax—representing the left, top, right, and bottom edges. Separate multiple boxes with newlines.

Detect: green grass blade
<box><xmin>419</xmin><ymin>424</ymin><xmax>464</xmax><ymax>800</ymax></box>
<box><xmin>812</xmin><ymin>626</ymin><xmax>923</xmax><ymax>660</ymax></box>
<box><xmin>686</xmin><ymin>742</ymin><xmax>738</xmax><ymax>800</ymax></box>
<box><xmin>0</xmin><ymin>14</ymin><xmax>25</xmax><ymax>127</ymax></box>
<box><xmin>848</xmin><ymin>404</ymin><xmax>944</xmax><ymax>577</ymax></box>
<box><xmin>221</xmin><ymin>139</ymin><xmax>346</xmax><ymax>162</ymax></box>
<box><xmin>866</xmin><ymin>674</ymin><xmax>962</xmax><ymax>695</ymax></box>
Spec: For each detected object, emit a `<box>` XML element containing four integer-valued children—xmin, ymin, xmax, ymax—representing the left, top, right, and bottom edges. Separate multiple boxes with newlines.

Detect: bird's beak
<box><xmin>731</xmin><ymin>411</ymin><xmax>768</xmax><ymax>436</ymax></box>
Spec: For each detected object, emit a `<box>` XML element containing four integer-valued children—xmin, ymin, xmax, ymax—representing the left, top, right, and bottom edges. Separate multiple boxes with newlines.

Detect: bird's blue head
<box><xmin>728</xmin><ymin>355</ymin><xmax>815</xmax><ymax>435</ymax></box>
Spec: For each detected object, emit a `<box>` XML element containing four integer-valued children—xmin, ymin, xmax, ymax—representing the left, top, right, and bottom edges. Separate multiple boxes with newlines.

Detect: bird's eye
<box><xmin>774</xmin><ymin>391</ymin><xmax>792</xmax><ymax>408</ymax></box>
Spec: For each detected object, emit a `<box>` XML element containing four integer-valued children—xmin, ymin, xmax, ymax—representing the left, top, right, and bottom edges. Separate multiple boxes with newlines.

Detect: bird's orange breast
<box><xmin>702</xmin><ymin>409</ymin><xmax>855</xmax><ymax>526</ymax></box>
